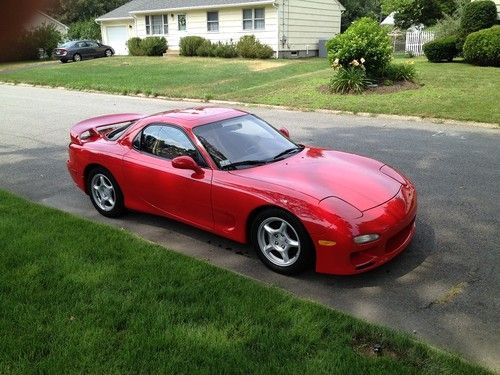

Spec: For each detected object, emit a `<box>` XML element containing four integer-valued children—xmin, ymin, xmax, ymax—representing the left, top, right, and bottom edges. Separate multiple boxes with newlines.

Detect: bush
<box><xmin>196</xmin><ymin>40</ymin><xmax>216</xmax><ymax>57</ymax></box>
<box><xmin>383</xmin><ymin>62</ymin><xmax>417</xmax><ymax>82</ymax></box>
<box><xmin>30</xmin><ymin>24</ymin><xmax>63</xmax><ymax>58</ymax></box>
<box><xmin>127</xmin><ymin>37</ymin><xmax>168</xmax><ymax>56</ymax></box>
<box><xmin>179</xmin><ymin>36</ymin><xmax>207</xmax><ymax>56</ymax></box>
<box><xmin>326</xmin><ymin>17</ymin><xmax>392</xmax><ymax>77</ymax></box>
<box><xmin>236</xmin><ymin>35</ymin><xmax>274</xmax><ymax>59</ymax></box>
<box><xmin>67</xmin><ymin>19</ymin><xmax>101</xmax><ymax>41</ymax></box>
<box><xmin>141</xmin><ymin>37</ymin><xmax>168</xmax><ymax>56</ymax></box>
<box><xmin>214</xmin><ymin>42</ymin><xmax>238</xmax><ymax>58</ymax></box>
<box><xmin>329</xmin><ymin>66</ymin><xmax>371</xmax><ymax>94</ymax></box>
<box><xmin>423</xmin><ymin>36</ymin><xmax>459</xmax><ymax>62</ymax></box>
<box><xmin>127</xmin><ymin>37</ymin><xmax>144</xmax><ymax>56</ymax></box>
<box><xmin>461</xmin><ymin>0</ymin><xmax>497</xmax><ymax>35</ymax></box>
<box><xmin>463</xmin><ymin>26</ymin><xmax>500</xmax><ymax>66</ymax></box>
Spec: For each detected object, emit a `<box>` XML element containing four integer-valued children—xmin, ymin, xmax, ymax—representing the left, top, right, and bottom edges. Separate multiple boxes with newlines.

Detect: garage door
<box><xmin>106</xmin><ymin>26</ymin><xmax>129</xmax><ymax>55</ymax></box>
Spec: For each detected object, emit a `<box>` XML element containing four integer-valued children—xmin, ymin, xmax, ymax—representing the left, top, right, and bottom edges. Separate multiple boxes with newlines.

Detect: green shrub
<box><xmin>127</xmin><ymin>37</ymin><xmax>144</xmax><ymax>56</ymax></box>
<box><xmin>30</xmin><ymin>24</ymin><xmax>63</xmax><ymax>58</ymax></box>
<box><xmin>461</xmin><ymin>0</ymin><xmax>497</xmax><ymax>35</ymax></box>
<box><xmin>141</xmin><ymin>37</ymin><xmax>168</xmax><ymax>56</ymax></box>
<box><xmin>67</xmin><ymin>19</ymin><xmax>101</xmax><ymax>41</ymax></box>
<box><xmin>196</xmin><ymin>40</ymin><xmax>216</xmax><ymax>57</ymax></box>
<box><xmin>329</xmin><ymin>66</ymin><xmax>371</xmax><ymax>94</ymax></box>
<box><xmin>236</xmin><ymin>35</ymin><xmax>274</xmax><ymax>59</ymax></box>
<box><xmin>463</xmin><ymin>25</ymin><xmax>500</xmax><ymax>66</ymax></box>
<box><xmin>179</xmin><ymin>36</ymin><xmax>207</xmax><ymax>56</ymax></box>
<box><xmin>214</xmin><ymin>42</ymin><xmax>238</xmax><ymax>58</ymax></box>
<box><xmin>327</xmin><ymin>17</ymin><xmax>392</xmax><ymax>77</ymax></box>
<box><xmin>423</xmin><ymin>36</ymin><xmax>459</xmax><ymax>62</ymax></box>
<box><xmin>383</xmin><ymin>62</ymin><xmax>417</xmax><ymax>82</ymax></box>
<box><xmin>127</xmin><ymin>37</ymin><xmax>167</xmax><ymax>56</ymax></box>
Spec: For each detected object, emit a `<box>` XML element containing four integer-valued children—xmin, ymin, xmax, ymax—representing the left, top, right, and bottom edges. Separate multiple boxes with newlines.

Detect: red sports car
<box><xmin>67</xmin><ymin>107</ymin><xmax>417</xmax><ymax>275</ymax></box>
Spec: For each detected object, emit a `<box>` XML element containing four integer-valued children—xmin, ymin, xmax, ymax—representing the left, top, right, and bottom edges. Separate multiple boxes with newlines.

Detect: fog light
<box><xmin>354</xmin><ymin>234</ymin><xmax>380</xmax><ymax>244</ymax></box>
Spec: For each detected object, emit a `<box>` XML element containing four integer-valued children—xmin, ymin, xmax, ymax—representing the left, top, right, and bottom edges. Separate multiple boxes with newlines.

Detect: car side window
<box><xmin>88</xmin><ymin>42</ymin><xmax>98</xmax><ymax>48</ymax></box>
<box><xmin>76</xmin><ymin>42</ymin><xmax>87</xmax><ymax>48</ymax></box>
<box><xmin>136</xmin><ymin>125</ymin><xmax>206</xmax><ymax>166</ymax></box>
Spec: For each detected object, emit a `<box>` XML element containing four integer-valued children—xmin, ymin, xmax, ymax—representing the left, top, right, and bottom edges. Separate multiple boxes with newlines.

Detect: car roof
<box><xmin>143</xmin><ymin>107</ymin><xmax>248</xmax><ymax>129</ymax></box>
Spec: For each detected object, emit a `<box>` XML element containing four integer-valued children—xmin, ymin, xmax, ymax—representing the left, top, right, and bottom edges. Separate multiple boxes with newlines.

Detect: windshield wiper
<box><xmin>222</xmin><ymin>160</ymin><xmax>269</xmax><ymax>170</ymax></box>
<box><xmin>272</xmin><ymin>146</ymin><xmax>303</xmax><ymax>160</ymax></box>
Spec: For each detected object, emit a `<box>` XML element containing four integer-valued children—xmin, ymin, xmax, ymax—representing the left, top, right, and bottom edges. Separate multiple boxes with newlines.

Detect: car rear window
<box><xmin>106</xmin><ymin>122</ymin><xmax>134</xmax><ymax>140</ymax></box>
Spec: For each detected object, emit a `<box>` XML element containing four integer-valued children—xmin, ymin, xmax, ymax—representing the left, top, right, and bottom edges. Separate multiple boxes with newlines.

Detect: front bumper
<box><xmin>314</xmin><ymin>184</ymin><xmax>417</xmax><ymax>275</ymax></box>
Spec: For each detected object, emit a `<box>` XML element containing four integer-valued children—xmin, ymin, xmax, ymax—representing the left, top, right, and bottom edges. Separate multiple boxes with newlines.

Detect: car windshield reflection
<box><xmin>193</xmin><ymin>114</ymin><xmax>302</xmax><ymax>170</ymax></box>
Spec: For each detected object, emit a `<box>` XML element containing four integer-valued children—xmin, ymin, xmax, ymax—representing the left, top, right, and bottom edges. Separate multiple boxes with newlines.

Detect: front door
<box><xmin>123</xmin><ymin>124</ymin><xmax>213</xmax><ymax>230</ymax></box>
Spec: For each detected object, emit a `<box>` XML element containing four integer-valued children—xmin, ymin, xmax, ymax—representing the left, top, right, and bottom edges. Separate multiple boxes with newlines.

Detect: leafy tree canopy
<box><xmin>339</xmin><ymin>0</ymin><xmax>383</xmax><ymax>31</ymax></box>
<box><xmin>381</xmin><ymin>0</ymin><xmax>461</xmax><ymax>29</ymax></box>
<box><xmin>48</xmin><ymin>0</ymin><xmax>130</xmax><ymax>25</ymax></box>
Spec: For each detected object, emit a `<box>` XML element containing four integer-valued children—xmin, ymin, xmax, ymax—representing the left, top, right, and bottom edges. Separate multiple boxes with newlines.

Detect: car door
<box><xmin>122</xmin><ymin>124</ymin><xmax>214</xmax><ymax>230</ymax></box>
<box><xmin>86</xmin><ymin>41</ymin><xmax>101</xmax><ymax>57</ymax></box>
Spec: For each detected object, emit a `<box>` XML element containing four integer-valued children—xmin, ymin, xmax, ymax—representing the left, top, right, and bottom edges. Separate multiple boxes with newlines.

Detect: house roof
<box><xmin>96</xmin><ymin>0</ymin><xmax>275</xmax><ymax>21</ymax></box>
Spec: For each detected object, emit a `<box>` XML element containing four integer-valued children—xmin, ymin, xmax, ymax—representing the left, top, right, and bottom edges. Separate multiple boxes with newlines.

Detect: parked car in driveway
<box><xmin>67</xmin><ymin>107</ymin><xmax>417</xmax><ymax>276</ymax></box>
<box><xmin>54</xmin><ymin>40</ymin><xmax>114</xmax><ymax>63</ymax></box>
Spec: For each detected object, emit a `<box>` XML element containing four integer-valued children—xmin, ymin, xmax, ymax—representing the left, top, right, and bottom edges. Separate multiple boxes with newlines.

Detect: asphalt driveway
<box><xmin>0</xmin><ymin>84</ymin><xmax>498</xmax><ymax>370</ymax></box>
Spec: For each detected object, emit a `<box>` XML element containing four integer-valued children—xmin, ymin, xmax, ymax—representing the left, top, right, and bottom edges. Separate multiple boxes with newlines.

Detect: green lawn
<box><xmin>0</xmin><ymin>190</ymin><xmax>492</xmax><ymax>374</ymax></box>
<box><xmin>0</xmin><ymin>56</ymin><xmax>499</xmax><ymax>124</ymax></box>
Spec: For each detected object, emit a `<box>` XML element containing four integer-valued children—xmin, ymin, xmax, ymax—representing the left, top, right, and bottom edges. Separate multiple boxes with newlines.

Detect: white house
<box><xmin>96</xmin><ymin>0</ymin><xmax>344</xmax><ymax>57</ymax></box>
<box><xmin>25</xmin><ymin>11</ymin><xmax>69</xmax><ymax>34</ymax></box>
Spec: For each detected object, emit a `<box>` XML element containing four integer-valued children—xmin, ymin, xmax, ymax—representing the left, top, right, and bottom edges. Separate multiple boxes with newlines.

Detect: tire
<box><xmin>73</xmin><ymin>53</ymin><xmax>82</xmax><ymax>62</ymax></box>
<box><xmin>251</xmin><ymin>208</ymin><xmax>314</xmax><ymax>275</ymax></box>
<box><xmin>105</xmin><ymin>49</ymin><xmax>113</xmax><ymax>57</ymax></box>
<box><xmin>87</xmin><ymin>167</ymin><xmax>125</xmax><ymax>218</ymax></box>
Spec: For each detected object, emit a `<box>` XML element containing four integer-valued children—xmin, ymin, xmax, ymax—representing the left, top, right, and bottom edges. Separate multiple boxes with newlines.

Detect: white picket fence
<box><xmin>405</xmin><ymin>31</ymin><xmax>435</xmax><ymax>56</ymax></box>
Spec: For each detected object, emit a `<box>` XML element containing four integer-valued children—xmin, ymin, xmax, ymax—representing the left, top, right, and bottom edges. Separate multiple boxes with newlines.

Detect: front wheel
<box><xmin>105</xmin><ymin>49</ymin><xmax>113</xmax><ymax>57</ymax></box>
<box><xmin>87</xmin><ymin>167</ymin><xmax>125</xmax><ymax>218</ymax></box>
<box><xmin>251</xmin><ymin>208</ymin><xmax>314</xmax><ymax>275</ymax></box>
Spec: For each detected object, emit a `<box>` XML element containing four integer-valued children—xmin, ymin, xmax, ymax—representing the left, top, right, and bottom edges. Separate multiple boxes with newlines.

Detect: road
<box><xmin>0</xmin><ymin>84</ymin><xmax>498</xmax><ymax>370</ymax></box>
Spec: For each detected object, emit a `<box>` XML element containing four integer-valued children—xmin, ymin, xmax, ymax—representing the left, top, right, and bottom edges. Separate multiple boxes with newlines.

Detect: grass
<box><xmin>0</xmin><ymin>56</ymin><xmax>499</xmax><ymax>124</ymax></box>
<box><xmin>0</xmin><ymin>190</ymin><xmax>493</xmax><ymax>374</ymax></box>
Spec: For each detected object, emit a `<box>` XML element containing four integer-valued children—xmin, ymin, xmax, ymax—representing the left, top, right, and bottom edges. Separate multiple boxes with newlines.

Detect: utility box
<box><xmin>318</xmin><ymin>39</ymin><xmax>329</xmax><ymax>58</ymax></box>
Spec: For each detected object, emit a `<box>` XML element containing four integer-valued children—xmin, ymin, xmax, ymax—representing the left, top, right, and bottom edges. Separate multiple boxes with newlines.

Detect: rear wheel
<box><xmin>73</xmin><ymin>53</ymin><xmax>82</xmax><ymax>62</ymax></box>
<box><xmin>251</xmin><ymin>208</ymin><xmax>314</xmax><ymax>275</ymax></box>
<box><xmin>105</xmin><ymin>49</ymin><xmax>113</xmax><ymax>57</ymax></box>
<box><xmin>87</xmin><ymin>167</ymin><xmax>125</xmax><ymax>218</ymax></box>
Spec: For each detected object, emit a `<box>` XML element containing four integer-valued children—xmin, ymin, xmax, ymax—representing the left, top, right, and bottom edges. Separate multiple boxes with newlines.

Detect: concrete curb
<box><xmin>1</xmin><ymin>81</ymin><xmax>498</xmax><ymax>129</ymax></box>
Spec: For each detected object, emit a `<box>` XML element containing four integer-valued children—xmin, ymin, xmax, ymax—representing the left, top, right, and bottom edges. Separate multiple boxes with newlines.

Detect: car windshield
<box><xmin>193</xmin><ymin>114</ymin><xmax>302</xmax><ymax>170</ymax></box>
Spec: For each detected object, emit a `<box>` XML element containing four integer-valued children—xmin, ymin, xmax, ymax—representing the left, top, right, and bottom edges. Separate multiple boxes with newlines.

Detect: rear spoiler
<box><xmin>70</xmin><ymin>113</ymin><xmax>146</xmax><ymax>144</ymax></box>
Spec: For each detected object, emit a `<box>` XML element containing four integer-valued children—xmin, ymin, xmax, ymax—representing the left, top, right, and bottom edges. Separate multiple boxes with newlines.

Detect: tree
<box><xmin>48</xmin><ymin>0</ymin><xmax>130</xmax><ymax>25</ymax></box>
<box><xmin>382</xmin><ymin>0</ymin><xmax>459</xmax><ymax>28</ymax></box>
<box><xmin>67</xmin><ymin>19</ymin><xmax>101</xmax><ymax>41</ymax></box>
<box><xmin>339</xmin><ymin>0</ymin><xmax>383</xmax><ymax>31</ymax></box>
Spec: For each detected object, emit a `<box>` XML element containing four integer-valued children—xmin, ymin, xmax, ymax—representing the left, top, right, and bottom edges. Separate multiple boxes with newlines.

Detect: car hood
<box><xmin>229</xmin><ymin>148</ymin><xmax>402</xmax><ymax>211</ymax></box>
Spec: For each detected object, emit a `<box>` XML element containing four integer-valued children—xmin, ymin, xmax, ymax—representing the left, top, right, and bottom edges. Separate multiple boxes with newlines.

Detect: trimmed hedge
<box><xmin>127</xmin><ymin>37</ymin><xmax>168</xmax><ymax>56</ymax></box>
<box><xmin>423</xmin><ymin>36</ymin><xmax>459</xmax><ymax>62</ymax></box>
<box><xmin>179</xmin><ymin>36</ymin><xmax>206</xmax><ymax>56</ymax></box>
<box><xmin>463</xmin><ymin>26</ymin><xmax>500</xmax><ymax>66</ymax></box>
<box><xmin>461</xmin><ymin>0</ymin><xmax>497</xmax><ymax>35</ymax></box>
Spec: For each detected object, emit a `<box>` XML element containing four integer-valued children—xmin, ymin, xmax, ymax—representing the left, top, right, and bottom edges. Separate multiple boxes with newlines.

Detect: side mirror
<box><xmin>172</xmin><ymin>156</ymin><xmax>203</xmax><ymax>174</ymax></box>
<box><xmin>279</xmin><ymin>127</ymin><xmax>290</xmax><ymax>138</ymax></box>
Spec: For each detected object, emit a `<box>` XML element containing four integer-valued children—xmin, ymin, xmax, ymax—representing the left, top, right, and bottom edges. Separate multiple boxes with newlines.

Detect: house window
<box><xmin>243</xmin><ymin>8</ymin><xmax>265</xmax><ymax>30</ymax></box>
<box><xmin>207</xmin><ymin>11</ymin><xmax>219</xmax><ymax>32</ymax></box>
<box><xmin>178</xmin><ymin>14</ymin><xmax>187</xmax><ymax>31</ymax></box>
<box><xmin>146</xmin><ymin>15</ymin><xmax>168</xmax><ymax>35</ymax></box>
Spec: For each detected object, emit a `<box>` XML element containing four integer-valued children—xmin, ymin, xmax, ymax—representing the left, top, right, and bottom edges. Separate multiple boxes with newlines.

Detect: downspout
<box><xmin>272</xmin><ymin>1</ymin><xmax>279</xmax><ymax>59</ymax></box>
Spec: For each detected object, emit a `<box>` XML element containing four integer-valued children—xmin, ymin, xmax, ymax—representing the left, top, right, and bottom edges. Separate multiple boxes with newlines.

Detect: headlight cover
<box><xmin>353</xmin><ymin>234</ymin><xmax>380</xmax><ymax>244</ymax></box>
<box><xmin>319</xmin><ymin>196</ymin><xmax>363</xmax><ymax>219</ymax></box>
